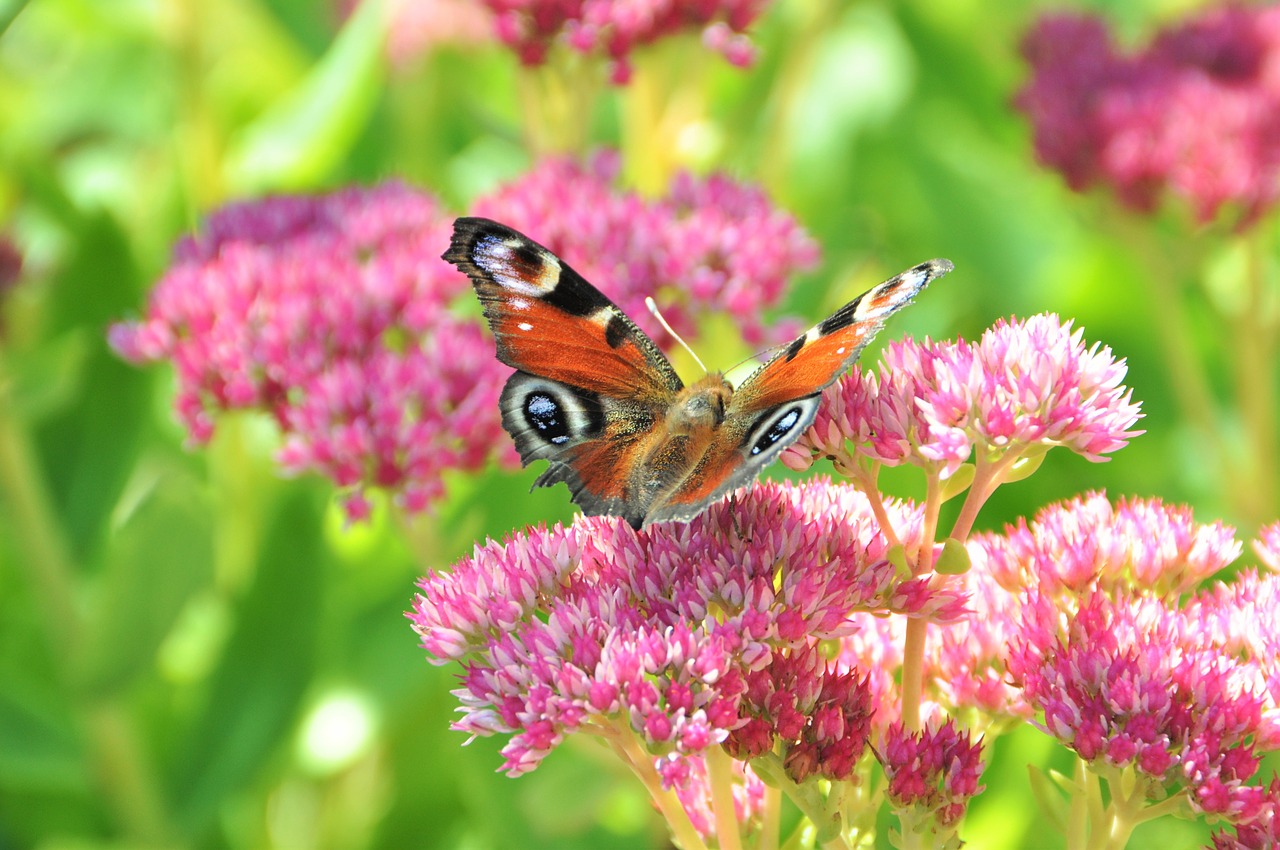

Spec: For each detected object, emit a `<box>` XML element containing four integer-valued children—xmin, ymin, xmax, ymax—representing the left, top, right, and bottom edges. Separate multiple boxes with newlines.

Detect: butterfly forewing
<box><xmin>731</xmin><ymin>259</ymin><xmax>954</xmax><ymax>412</ymax></box>
<box><xmin>445</xmin><ymin>217</ymin><xmax>682</xmax><ymax>401</ymax></box>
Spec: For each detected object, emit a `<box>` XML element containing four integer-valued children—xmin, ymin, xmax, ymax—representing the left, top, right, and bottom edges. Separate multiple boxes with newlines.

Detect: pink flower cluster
<box><xmin>879</xmin><ymin>720</ymin><xmax>985</xmax><ymax>828</ymax></box>
<box><xmin>473</xmin><ymin>151</ymin><xmax>818</xmax><ymax>348</ymax></box>
<box><xmin>1015</xmin><ymin>6</ymin><xmax>1280</xmax><ymax>226</ymax></box>
<box><xmin>482</xmin><ymin>0</ymin><xmax>770</xmax><ymax>82</ymax></box>
<box><xmin>1010</xmin><ymin>590</ymin><xmax>1275</xmax><ymax>821</ymax></box>
<box><xmin>783</xmin><ymin>313</ymin><xmax>1143</xmax><ymax>478</ymax></box>
<box><xmin>1256</xmin><ymin>520</ymin><xmax>1280</xmax><ymax>571</ymax></box>
<box><xmin>725</xmin><ymin>643</ymin><xmax>874</xmax><ymax>783</ymax></box>
<box><xmin>111</xmin><ymin>155</ymin><xmax>816</xmax><ymax>519</ymax></box>
<box><xmin>108</xmin><ymin>183</ymin><xmax>514</xmax><ymax>518</ymax></box>
<box><xmin>409</xmin><ymin>480</ymin><xmax>962</xmax><ymax>781</ymax></box>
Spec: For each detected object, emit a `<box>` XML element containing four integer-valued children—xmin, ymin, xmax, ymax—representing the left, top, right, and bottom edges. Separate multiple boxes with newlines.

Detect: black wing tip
<box><xmin>916</xmin><ymin>258</ymin><xmax>955</xmax><ymax>278</ymax></box>
<box><xmin>442</xmin><ymin>216</ymin><xmax>520</xmax><ymax>265</ymax></box>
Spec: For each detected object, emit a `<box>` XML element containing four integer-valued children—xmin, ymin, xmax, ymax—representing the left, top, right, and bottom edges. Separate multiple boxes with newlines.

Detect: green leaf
<box><xmin>1027</xmin><ymin>764</ymin><xmax>1068</xmax><ymax>834</ymax></box>
<box><xmin>168</xmin><ymin>490</ymin><xmax>324</xmax><ymax>835</ymax></box>
<box><xmin>224</xmin><ymin>0</ymin><xmax>387</xmax><ymax>193</ymax></box>
<box><xmin>939</xmin><ymin>462</ymin><xmax>975</xmax><ymax>502</ymax></box>
<box><xmin>78</xmin><ymin>463</ymin><xmax>214</xmax><ymax>694</ymax></box>
<box><xmin>1002</xmin><ymin>448</ymin><xmax>1049</xmax><ymax>484</ymax></box>
<box><xmin>933</xmin><ymin>537</ymin><xmax>971</xmax><ymax>575</ymax></box>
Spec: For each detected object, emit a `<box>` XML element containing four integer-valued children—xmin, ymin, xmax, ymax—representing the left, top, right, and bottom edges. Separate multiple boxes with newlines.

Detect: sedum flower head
<box><xmin>481</xmin><ymin>0</ymin><xmax>771</xmax><ymax>82</ymax></box>
<box><xmin>880</xmin><ymin>719</ymin><xmax>986</xmax><ymax>828</ymax></box>
<box><xmin>785</xmin><ymin>313</ymin><xmax>1143</xmax><ymax>478</ymax></box>
<box><xmin>409</xmin><ymin>479</ymin><xmax>961</xmax><ymax>776</ymax></box>
<box><xmin>1010</xmin><ymin>590</ymin><xmax>1273</xmax><ymax>820</ymax></box>
<box><xmin>109</xmin><ymin>183</ymin><xmax>515</xmax><ymax>518</ymax></box>
<box><xmin>474</xmin><ymin>151</ymin><xmax>817</xmax><ymax>349</ymax></box>
<box><xmin>1255</xmin><ymin>521</ymin><xmax>1280</xmax><ymax>572</ymax></box>
<box><xmin>1016</xmin><ymin>6</ymin><xmax>1280</xmax><ymax>227</ymax></box>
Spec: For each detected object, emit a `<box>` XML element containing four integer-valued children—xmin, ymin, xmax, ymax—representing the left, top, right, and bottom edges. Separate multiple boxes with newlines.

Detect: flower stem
<box><xmin>607</xmin><ymin>728</ymin><xmax>709</xmax><ymax>850</ymax></box>
<box><xmin>1229</xmin><ymin>230</ymin><xmax>1278</xmax><ymax>526</ymax></box>
<box><xmin>758</xmin><ymin>781</ymin><xmax>782</xmax><ymax>850</ymax></box>
<box><xmin>706</xmin><ymin>745</ymin><xmax>746</xmax><ymax>850</ymax></box>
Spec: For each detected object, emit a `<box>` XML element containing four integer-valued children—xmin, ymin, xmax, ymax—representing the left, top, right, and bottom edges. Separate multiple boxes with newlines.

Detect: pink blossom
<box><xmin>785</xmin><ymin>314</ymin><xmax>1143</xmax><ymax>478</ymax></box>
<box><xmin>473</xmin><ymin>151</ymin><xmax>816</xmax><ymax>349</ymax></box>
<box><xmin>1010</xmin><ymin>590</ymin><xmax>1272</xmax><ymax>819</ymax></box>
<box><xmin>661</xmin><ymin>755</ymin><xmax>767</xmax><ymax>839</ymax></box>
<box><xmin>109</xmin><ymin>183</ymin><xmax>515</xmax><ymax>518</ymax></box>
<box><xmin>980</xmin><ymin>492</ymin><xmax>1240</xmax><ymax>598</ymax></box>
<box><xmin>1255</xmin><ymin>521</ymin><xmax>1280</xmax><ymax>572</ymax></box>
<box><xmin>1016</xmin><ymin>6</ymin><xmax>1280</xmax><ymax>227</ymax></box>
<box><xmin>479</xmin><ymin>0</ymin><xmax>772</xmax><ymax>82</ymax></box>
<box><xmin>879</xmin><ymin>719</ymin><xmax>985</xmax><ymax>828</ymax></box>
<box><xmin>409</xmin><ymin>479</ymin><xmax>957</xmax><ymax>775</ymax></box>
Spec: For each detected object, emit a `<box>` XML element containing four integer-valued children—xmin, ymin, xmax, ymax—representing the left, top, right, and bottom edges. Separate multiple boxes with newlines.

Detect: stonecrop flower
<box><xmin>879</xmin><ymin>719</ymin><xmax>985</xmax><ymax>828</ymax></box>
<box><xmin>109</xmin><ymin>183</ymin><xmax>514</xmax><ymax>518</ymax></box>
<box><xmin>1015</xmin><ymin>6</ymin><xmax>1280</xmax><ymax>226</ymax></box>
<box><xmin>783</xmin><ymin>313</ymin><xmax>1143</xmax><ymax>478</ymax></box>
<box><xmin>1009</xmin><ymin>589</ymin><xmax>1277</xmax><ymax>822</ymax></box>
<box><xmin>1255</xmin><ymin>521</ymin><xmax>1280</xmax><ymax>572</ymax></box>
<box><xmin>409</xmin><ymin>479</ymin><xmax>964</xmax><ymax>780</ymax></box>
<box><xmin>480</xmin><ymin>0</ymin><xmax>770</xmax><ymax>82</ymax></box>
<box><xmin>473</xmin><ymin>150</ymin><xmax>818</xmax><ymax>349</ymax></box>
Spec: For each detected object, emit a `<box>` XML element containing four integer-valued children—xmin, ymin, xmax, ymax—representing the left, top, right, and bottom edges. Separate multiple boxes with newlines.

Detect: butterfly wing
<box><xmin>644</xmin><ymin>258</ymin><xmax>954</xmax><ymax>526</ymax></box>
<box><xmin>445</xmin><ymin>217</ymin><xmax>683</xmax><ymax>526</ymax></box>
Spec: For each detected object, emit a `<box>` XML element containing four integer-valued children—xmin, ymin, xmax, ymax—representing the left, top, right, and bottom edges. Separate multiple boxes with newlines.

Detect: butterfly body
<box><xmin>446</xmin><ymin>216</ymin><xmax>952</xmax><ymax>529</ymax></box>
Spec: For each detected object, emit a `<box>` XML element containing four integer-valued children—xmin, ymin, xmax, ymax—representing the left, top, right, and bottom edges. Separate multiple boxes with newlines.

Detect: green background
<box><xmin>0</xmin><ymin>0</ymin><xmax>1274</xmax><ymax>848</ymax></box>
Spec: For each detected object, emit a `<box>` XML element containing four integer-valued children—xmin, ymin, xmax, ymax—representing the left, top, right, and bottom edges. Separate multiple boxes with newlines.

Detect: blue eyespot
<box><xmin>524</xmin><ymin>392</ymin><xmax>570</xmax><ymax>445</ymax></box>
<box><xmin>752</xmin><ymin>407</ymin><xmax>801</xmax><ymax>455</ymax></box>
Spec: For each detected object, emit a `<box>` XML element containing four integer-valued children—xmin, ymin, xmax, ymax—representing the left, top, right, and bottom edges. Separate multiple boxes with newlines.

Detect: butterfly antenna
<box><xmin>646</xmin><ymin>297</ymin><xmax>708</xmax><ymax>373</ymax></box>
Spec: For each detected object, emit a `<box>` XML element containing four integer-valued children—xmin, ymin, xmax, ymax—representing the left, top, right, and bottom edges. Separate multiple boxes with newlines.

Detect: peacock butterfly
<box><xmin>445</xmin><ymin>216</ymin><xmax>951</xmax><ymax>529</ymax></box>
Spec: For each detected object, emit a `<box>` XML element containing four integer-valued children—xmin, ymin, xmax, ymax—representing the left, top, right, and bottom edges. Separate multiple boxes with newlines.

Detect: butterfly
<box><xmin>445</xmin><ymin>216</ymin><xmax>952</xmax><ymax>530</ymax></box>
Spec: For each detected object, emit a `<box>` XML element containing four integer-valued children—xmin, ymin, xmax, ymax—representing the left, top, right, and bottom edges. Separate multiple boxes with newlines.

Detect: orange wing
<box><xmin>731</xmin><ymin>259</ymin><xmax>953</xmax><ymax>411</ymax></box>
<box><xmin>645</xmin><ymin>258</ymin><xmax>954</xmax><ymax>526</ymax></box>
<box><xmin>444</xmin><ymin>217</ymin><xmax>682</xmax><ymax>403</ymax></box>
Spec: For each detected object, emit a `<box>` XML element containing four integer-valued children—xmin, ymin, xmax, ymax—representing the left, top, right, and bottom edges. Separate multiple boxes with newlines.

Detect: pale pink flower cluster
<box><xmin>1016</xmin><ymin>6</ymin><xmax>1280</xmax><ymax>226</ymax></box>
<box><xmin>410</xmin><ymin>479</ymin><xmax>961</xmax><ymax>786</ymax></box>
<box><xmin>481</xmin><ymin>0</ymin><xmax>770</xmax><ymax>82</ymax></box>
<box><xmin>784</xmin><ymin>314</ymin><xmax>1143</xmax><ymax>477</ymax></box>
<box><xmin>1010</xmin><ymin>590</ymin><xmax>1276</xmax><ymax>821</ymax></box>
<box><xmin>473</xmin><ymin>151</ymin><xmax>817</xmax><ymax>348</ymax></box>
<box><xmin>1255</xmin><ymin>521</ymin><xmax>1280</xmax><ymax>571</ymax></box>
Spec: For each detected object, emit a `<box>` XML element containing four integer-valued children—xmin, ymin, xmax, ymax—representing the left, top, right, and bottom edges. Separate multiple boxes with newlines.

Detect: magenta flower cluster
<box><xmin>783</xmin><ymin>313</ymin><xmax>1143</xmax><ymax>478</ymax></box>
<box><xmin>481</xmin><ymin>0</ymin><xmax>770</xmax><ymax>82</ymax></box>
<box><xmin>1016</xmin><ymin>5</ymin><xmax>1280</xmax><ymax>226</ymax></box>
<box><xmin>1010</xmin><ymin>589</ymin><xmax>1276</xmax><ymax>821</ymax></box>
<box><xmin>409</xmin><ymin>479</ymin><xmax>961</xmax><ymax>782</ymax></box>
<box><xmin>879</xmin><ymin>720</ymin><xmax>985</xmax><ymax>828</ymax></box>
<box><xmin>111</xmin><ymin>154</ymin><xmax>816</xmax><ymax>519</ymax></box>
<box><xmin>108</xmin><ymin>183</ymin><xmax>512</xmax><ymax>519</ymax></box>
<box><xmin>473</xmin><ymin>151</ymin><xmax>818</xmax><ymax>348</ymax></box>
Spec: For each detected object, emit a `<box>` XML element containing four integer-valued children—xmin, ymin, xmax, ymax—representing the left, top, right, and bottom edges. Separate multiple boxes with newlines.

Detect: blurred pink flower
<box><xmin>660</xmin><ymin>755</ymin><xmax>767</xmax><ymax>838</ymax></box>
<box><xmin>409</xmin><ymin>479</ymin><xmax>960</xmax><ymax>776</ymax></box>
<box><xmin>784</xmin><ymin>313</ymin><xmax>1143</xmax><ymax>478</ymax></box>
<box><xmin>473</xmin><ymin>151</ymin><xmax>817</xmax><ymax>349</ymax></box>
<box><xmin>109</xmin><ymin>183</ymin><xmax>516</xmax><ymax>518</ymax></box>
<box><xmin>1016</xmin><ymin>6</ymin><xmax>1280</xmax><ymax>227</ymax></box>
<box><xmin>1255</xmin><ymin>521</ymin><xmax>1280</xmax><ymax>571</ymax></box>
<box><xmin>480</xmin><ymin>0</ymin><xmax>771</xmax><ymax>82</ymax></box>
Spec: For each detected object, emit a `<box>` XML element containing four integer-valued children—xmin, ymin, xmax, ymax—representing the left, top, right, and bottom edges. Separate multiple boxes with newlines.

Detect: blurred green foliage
<box><xmin>0</xmin><ymin>0</ymin><xmax>1271</xmax><ymax>848</ymax></box>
